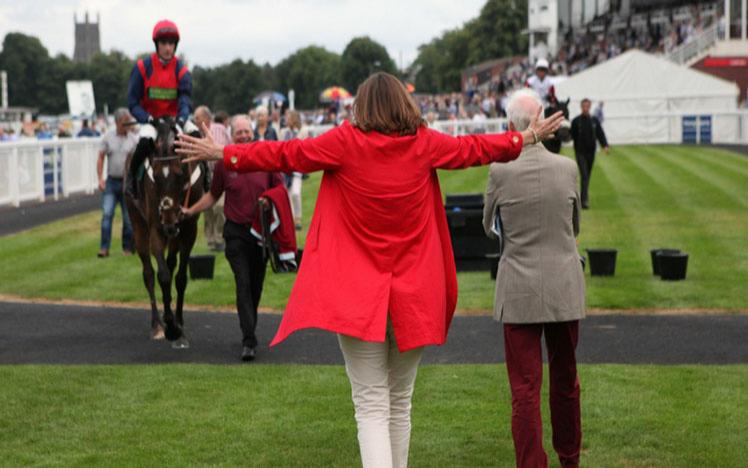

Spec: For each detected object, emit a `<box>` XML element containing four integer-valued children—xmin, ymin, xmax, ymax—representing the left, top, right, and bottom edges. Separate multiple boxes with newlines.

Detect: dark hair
<box><xmin>214</xmin><ymin>110</ymin><xmax>229</xmax><ymax>124</ymax></box>
<box><xmin>581</xmin><ymin>98</ymin><xmax>591</xmax><ymax>104</ymax></box>
<box><xmin>353</xmin><ymin>72</ymin><xmax>425</xmax><ymax>136</ymax></box>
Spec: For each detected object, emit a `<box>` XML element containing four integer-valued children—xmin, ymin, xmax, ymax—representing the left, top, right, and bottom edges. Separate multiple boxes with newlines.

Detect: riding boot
<box><xmin>126</xmin><ymin>137</ymin><xmax>155</xmax><ymax>200</ymax></box>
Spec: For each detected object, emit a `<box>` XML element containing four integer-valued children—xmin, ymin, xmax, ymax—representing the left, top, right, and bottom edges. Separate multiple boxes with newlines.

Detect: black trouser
<box><xmin>224</xmin><ymin>220</ymin><xmax>267</xmax><ymax>348</ymax></box>
<box><xmin>575</xmin><ymin>150</ymin><xmax>595</xmax><ymax>205</ymax></box>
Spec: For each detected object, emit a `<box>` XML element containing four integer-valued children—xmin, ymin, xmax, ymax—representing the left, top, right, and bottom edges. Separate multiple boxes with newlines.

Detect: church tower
<box><xmin>73</xmin><ymin>12</ymin><xmax>101</xmax><ymax>63</ymax></box>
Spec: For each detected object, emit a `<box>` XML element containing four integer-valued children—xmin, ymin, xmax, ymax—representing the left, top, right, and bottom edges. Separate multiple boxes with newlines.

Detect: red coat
<box><xmin>223</xmin><ymin>121</ymin><xmax>523</xmax><ymax>351</ymax></box>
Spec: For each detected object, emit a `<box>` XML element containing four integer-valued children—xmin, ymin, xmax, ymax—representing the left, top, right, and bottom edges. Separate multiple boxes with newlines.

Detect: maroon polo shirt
<box><xmin>210</xmin><ymin>161</ymin><xmax>283</xmax><ymax>225</ymax></box>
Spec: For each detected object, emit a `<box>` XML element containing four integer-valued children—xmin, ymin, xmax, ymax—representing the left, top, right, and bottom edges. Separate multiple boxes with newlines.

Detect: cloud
<box><xmin>0</xmin><ymin>0</ymin><xmax>486</xmax><ymax>67</ymax></box>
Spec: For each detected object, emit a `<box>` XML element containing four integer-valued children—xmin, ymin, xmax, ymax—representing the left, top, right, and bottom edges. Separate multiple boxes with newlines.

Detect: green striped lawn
<box><xmin>0</xmin><ymin>145</ymin><xmax>746</xmax><ymax>311</ymax></box>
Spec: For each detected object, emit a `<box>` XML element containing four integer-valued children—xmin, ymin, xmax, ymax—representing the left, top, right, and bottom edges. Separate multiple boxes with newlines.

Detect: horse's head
<box><xmin>145</xmin><ymin>118</ymin><xmax>197</xmax><ymax>238</ymax></box>
<box><xmin>547</xmin><ymin>98</ymin><xmax>572</xmax><ymax>143</ymax></box>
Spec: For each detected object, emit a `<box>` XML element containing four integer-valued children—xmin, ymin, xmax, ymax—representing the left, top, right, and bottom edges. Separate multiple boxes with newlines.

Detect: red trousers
<box><xmin>503</xmin><ymin>321</ymin><xmax>581</xmax><ymax>468</ymax></box>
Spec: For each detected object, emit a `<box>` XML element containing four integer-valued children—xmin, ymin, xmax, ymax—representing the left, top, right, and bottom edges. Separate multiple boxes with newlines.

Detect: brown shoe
<box><xmin>97</xmin><ymin>249</ymin><xmax>109</xmax><ymax>258</ymax></box>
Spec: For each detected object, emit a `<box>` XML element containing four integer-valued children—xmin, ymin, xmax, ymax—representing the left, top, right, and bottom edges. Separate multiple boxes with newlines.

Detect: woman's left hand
<box><xmin>175</xmin><ymin>122</ymin><xmax>224</xmax><ymax>163</ymax></box>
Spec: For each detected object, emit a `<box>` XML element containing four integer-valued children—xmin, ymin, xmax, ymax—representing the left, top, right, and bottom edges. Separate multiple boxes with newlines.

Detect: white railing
<box><xmin>667</xmin><ymin>22</ymin><xmax>719</xmax><ymax>65</ymax></box>
<box><xmin>2</xmin><ymin>111</ymin><xmax>747</xmax><ymax>208</ymax></box>
<box><xmin>0</xmin><ymin>138</ymin><xmax>101</xmax><ymax>207</ymax></box>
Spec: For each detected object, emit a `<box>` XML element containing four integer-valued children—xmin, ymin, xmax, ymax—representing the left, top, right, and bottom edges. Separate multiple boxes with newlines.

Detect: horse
<box><xmin>542</xmin><ymin>97</ymin><xmax>571</xmax><ymax>154</ymax></box>
<box><xmin>124</xmin><ymin>118</ymin><xmax>205</xmax><ymax>346</ymax></box>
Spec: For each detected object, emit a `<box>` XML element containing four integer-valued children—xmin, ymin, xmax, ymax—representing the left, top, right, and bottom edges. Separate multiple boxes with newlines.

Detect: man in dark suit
<box><xmin>570</xmin><ymin>98</ymin><xmax>609</xmax><ymax>209</ymax></box>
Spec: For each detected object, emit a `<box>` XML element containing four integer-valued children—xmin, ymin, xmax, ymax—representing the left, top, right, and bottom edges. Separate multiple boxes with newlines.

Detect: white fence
<box><xmin>2</xmin><ymin>111</ymin><xmax>748</xmax><ymax>208</ymax></box>
<box><xmin>0</xmin><ymin>138</ymin><xmax>101</xmax><ymax>207</ymax></box>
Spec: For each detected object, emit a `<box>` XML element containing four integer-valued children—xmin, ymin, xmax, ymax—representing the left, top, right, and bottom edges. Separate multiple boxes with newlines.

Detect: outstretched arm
<box><xmin>430</xmin><ymin>109</ymin><xmax>564</xmax><ymax>170</ymax></box>
<box><xmin>176</xmin><ymin>122</ymin><xmax>343</xmax><ymax>173</ymax></box>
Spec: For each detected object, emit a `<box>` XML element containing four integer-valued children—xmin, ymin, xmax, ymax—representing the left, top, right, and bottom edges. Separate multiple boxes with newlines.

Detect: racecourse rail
<box><xmin>2</xmin><ymin>110</ymin><xmax>748</xmax><ymax>207</ymax></box>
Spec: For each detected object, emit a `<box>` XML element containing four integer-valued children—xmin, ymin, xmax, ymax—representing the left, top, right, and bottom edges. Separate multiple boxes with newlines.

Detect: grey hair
<box><xmin>113</xmin><ymin>107</ymin><xmax>130</xmax><ymax>122</ymax></box>
<box><xmin>194</xmin><ymin>105</ymin><xmax>213</xmax><ymax>120</ymax></box>
<box><xmin>255</xmin><ymin>106</ymin><xmax>269</xmax><ymax>116</ymax></box>
<box><xmin>506</xmin><ymin>89</ymin><xmax>543</xmax><ymax>131</ymax></box>
<box><xmin>230</xmin><ymin>114</ymin><xmax>251</xmax><ymax>136</ymax></box>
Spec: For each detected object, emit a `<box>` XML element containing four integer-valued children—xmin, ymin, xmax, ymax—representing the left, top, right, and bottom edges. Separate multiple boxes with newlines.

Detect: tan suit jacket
<box><xmin>483</xmin><ymin>144</ymin><xmax>585</xmax><ymax>323</ymax></box>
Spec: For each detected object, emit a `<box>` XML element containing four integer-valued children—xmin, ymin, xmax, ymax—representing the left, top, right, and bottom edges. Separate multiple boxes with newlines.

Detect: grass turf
<box><xmin>1</xmin><ymin>364</ymin><xmax>746</xmax><ymax>467</ymax></box>
<box><xmin>0</xmin><ymin>144</ymin><xmax>746</xmax><ymax>311</ymax></box>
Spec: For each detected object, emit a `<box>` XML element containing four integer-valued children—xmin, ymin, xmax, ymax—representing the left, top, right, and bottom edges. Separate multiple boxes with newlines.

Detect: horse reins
<box><xmin>182</xmin><ymin>161</ymin><xmax>193</xmax><ymax>210</ymax></box>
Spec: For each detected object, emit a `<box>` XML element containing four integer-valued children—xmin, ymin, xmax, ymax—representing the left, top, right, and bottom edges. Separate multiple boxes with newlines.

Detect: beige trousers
<box><xmin>338</xmin><ymin>324</ymin><xmax>424</xmax><ymax>468</ymax></box>
<box><xmin>204</xmin><ymin>194</ymin><xmax>225</xmax><ymax>248</ymax></box>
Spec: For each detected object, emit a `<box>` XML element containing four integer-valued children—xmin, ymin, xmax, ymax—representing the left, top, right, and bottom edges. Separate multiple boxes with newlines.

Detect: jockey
<box><xmin>126</xmin><ymin>19</ymin><xmax>200</xmax><ymax>200</ymax></box>
<box><xmin>525</xmin><ymin>58</ymin><xmax>556</xmax><ymax>107</ymax></box>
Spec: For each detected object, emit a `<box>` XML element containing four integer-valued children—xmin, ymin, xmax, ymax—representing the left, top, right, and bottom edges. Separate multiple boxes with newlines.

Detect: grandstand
<box><xmin>462</xmin><ymin>0</ymin><xmax>748</xmax><ymax>145</ymax></box>
<box><xmin>465</xmin><ymin>1</ymin><xmax>746</xmax><ymax>92</ymax></box>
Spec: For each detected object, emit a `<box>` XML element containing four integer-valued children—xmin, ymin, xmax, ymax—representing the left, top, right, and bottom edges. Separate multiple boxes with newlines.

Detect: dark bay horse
<box><xmin>543</xmin><ymin>97</ymin><xmax>571</xmax><ymax>154</ymax></box>
<box><xmin>125</xmin><ymin>118</ymin><xmax>205</xmax><ymax>345</ymax></box>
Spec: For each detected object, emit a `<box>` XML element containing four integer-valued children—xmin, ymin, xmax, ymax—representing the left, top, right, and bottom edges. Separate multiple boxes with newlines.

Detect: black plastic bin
<box><xmin>586</xmin><ymin>249</ymin><xmax>617</xmax><ymax>276</ymax></box>
<box><xmin>486</xmin><ymin>253</ymin><xmax>500</xmax><ymax>280</ymax></box>
<box><xmin>659</xmin><ymin>252</ymin><xmax>688</xmax><ymax>281</ymax></box>
<box><xmin>650</xmin><ymin>248</ymin><xmax>681</xmax><ymax>275</ymax></box>
<box><xmin>189</xmin><ymin>255</ymin><xmax>215</xmax><ymax>280</ymax></box>
<box><xmin>445</xmin><ymin>193</ymin><xmax>499</xmax><ymax>271</ymax></box>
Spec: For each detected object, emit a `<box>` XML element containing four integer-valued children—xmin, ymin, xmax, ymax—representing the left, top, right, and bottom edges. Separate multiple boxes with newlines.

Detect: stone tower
<box><xmin>73</xmin><ymin>12</ymin><xmax>101</xmax><ymax>63</ymax></box>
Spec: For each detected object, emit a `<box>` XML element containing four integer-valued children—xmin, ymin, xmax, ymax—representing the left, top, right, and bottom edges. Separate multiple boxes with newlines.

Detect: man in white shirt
<box><xmin>525</xmin><ymin>59</ymin><xmax>556</xmax><ymax>107</ymax></box>
<box><xmin>97</xmin><ymin>108</ymin><xmax>138</xmax><ymax>257</ymax></box>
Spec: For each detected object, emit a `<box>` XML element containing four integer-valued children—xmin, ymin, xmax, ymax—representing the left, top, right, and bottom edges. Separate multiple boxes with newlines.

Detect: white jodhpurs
<box><xmin>338</xmin><ymin>322</ymin><xmax>424</xmax><ymax>468</ymax></box>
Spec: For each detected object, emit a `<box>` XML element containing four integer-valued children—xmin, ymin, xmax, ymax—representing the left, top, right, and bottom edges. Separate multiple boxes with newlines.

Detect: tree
<box><xmin>192</xmin><ymin>59</ymin><xmax>269</xmax><ymax>114</ymax></box>
<box><xmin>412</xmin><ymin>0</ymin><xmax>528</xmax><ymax>93</ymax></box>
<box><xmin>340</xmin><ymin>37</ymin><xmax>396</xmax><ymax>93</ymax></box>
<box><xmin>0</xmin><ymin>33</ymin><xmax>52</xmax><ymax>109</ymax></box>
<box><xmin>466</xmin><ymin>0</ymin><xmax>528</xmax><ymax>64</ymax></box>
<box><xmin>275</xmin><ymin>46</ymin><xmax>341</xmax><ymax>109</ymax></box>
<box><xmin>413</xmin><ymin>26</ymin><xmax>473</xmax><ymax>93</ymax></box>
<box><xmin>88</xmin><ymin>50</ymin><xmax>134</xmax><ymax>114</ymax></box>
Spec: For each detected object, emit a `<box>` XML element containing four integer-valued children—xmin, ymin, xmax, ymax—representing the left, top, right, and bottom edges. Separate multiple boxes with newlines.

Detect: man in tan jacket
<box><xmin>483</xmin><ymin>88</ymin><xmax>585</xmax><ymax>468</ymax></box>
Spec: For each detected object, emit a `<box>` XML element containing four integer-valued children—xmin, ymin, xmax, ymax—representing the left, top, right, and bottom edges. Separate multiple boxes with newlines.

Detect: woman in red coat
<box><xmin>177</xmin><ymin>73</ymin><xmax>562</xmax><ymax>467</ymax></box>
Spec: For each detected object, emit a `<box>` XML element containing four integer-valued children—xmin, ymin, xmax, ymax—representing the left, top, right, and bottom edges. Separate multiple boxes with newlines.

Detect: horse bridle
<box><xmin>145</xmin><ymin>155</ymin><xmax>196</xmax><ymax>212</ymax></box>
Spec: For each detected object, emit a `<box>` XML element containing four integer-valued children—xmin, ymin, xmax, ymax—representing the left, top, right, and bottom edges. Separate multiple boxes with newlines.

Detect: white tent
<box><xmin>554</xmin><ymin>50</ymin><xmax>741</xmax><ymax>144</ymax></box>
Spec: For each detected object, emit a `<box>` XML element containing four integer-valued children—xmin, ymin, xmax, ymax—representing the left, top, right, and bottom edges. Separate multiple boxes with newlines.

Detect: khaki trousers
<box><xmin>338</xmin><ymin>323</ymin><xmax>424</xmax><ymax>468</ymax></box>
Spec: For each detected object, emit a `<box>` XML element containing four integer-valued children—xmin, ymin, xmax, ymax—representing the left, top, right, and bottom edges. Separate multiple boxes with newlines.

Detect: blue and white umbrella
<box><xmin>253</xmin><ymin>91</ymin><xmax>287</xmax><ymax>104</ymax></box>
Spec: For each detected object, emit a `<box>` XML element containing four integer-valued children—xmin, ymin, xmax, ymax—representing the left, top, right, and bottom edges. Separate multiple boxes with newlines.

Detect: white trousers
<box><xmin>338</xmin><ymin>324</ymin><xmax>424</xmax><ymax>468</ymax></box>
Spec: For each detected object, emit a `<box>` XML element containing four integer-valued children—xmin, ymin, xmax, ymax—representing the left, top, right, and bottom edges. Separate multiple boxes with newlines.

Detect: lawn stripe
<box><xmin>656</xmin><ymin>146</ymin><xmax>748</xmax><ymax>209</ymax></box>
<box><xmin>579</xmin><ymin>146</ymin><xmax>660</xmax><ymax>307</ymax></box>
<box><xmin>625</xmin><ymin>146</ymin><xmax>748</xmax><ymax>304</ymax></box>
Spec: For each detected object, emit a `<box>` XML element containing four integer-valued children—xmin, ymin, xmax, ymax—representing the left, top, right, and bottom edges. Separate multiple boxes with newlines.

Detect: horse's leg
<box><xmin>152</xmin><ymin>231</ymin><xmax>181</xmax><ymax>341</ymax></box>
<box><xmin>175</xmin><ymin>221</ymin><xmax>198</xmax><ymax>330</ymax></box>
<box><xmin>140</xmin><ymin>251</ymin><xmax>165</xmax><ymax>340</ymax></box>
<box><xmin>128</xmin><ymin>197</ymin><xmax>164</xmax><ymax>339</ymax></box>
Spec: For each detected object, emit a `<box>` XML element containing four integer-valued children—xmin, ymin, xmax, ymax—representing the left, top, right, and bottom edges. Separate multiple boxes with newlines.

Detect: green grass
<box><xmin>1</xmin><ymin>364</ymin><xmax>746</xmax><ymax>467</ymax></box>
<box><xmin>0</xmin><ymin>145</ymin><xmax>746</xmax><ymax>310</ymax></box>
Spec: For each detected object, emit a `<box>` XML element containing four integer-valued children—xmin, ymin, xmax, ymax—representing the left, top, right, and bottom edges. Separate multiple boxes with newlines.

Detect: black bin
<box><xmin>189</xmin><ymin>255</ymin><xmax>215</xmax><ymax>280</ymax></box>
<box><xmin>486</xmin><ymin>253</ymin><xmax>500</xmax><ymax>279</ymax></box>
<box><xmin>659</xmin><ymin>252</ymin><xmax>688</xmax><ymax>281</ymax></box>
<box><xmin>650</xmin><ymin>248</ymin><xmax>681</xmax><ymax>275</ymax></box>
<box><xmin>446</xmin><ymin>193</ymin><xmax>499</xmax><ymax>271</ymax></box>
<box><xmin>586</xmin><ymin>248</ymin><xmax>617</xmax><ymax>276</ymax></box>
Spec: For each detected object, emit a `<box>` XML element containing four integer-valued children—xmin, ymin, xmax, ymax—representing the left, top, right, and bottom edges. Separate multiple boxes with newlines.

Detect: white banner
<box><xmin>66</xmin><ymin>80</ymin><xmax>96</xmax><ymax>117</ymax></box>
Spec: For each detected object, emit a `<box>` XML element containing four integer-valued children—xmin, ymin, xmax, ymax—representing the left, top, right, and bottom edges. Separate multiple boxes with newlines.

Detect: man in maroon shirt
<box><xmin>183</xmin><ymin>115</ymin><xmax>283</xmax><ymax>361</ymax></box>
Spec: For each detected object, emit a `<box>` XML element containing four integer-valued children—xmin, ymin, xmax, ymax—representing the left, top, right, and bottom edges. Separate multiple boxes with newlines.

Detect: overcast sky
<box><xmin>0</xmin><ymin>0</ymin><xmax>486</xmax><ymax>68</ymax></box>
